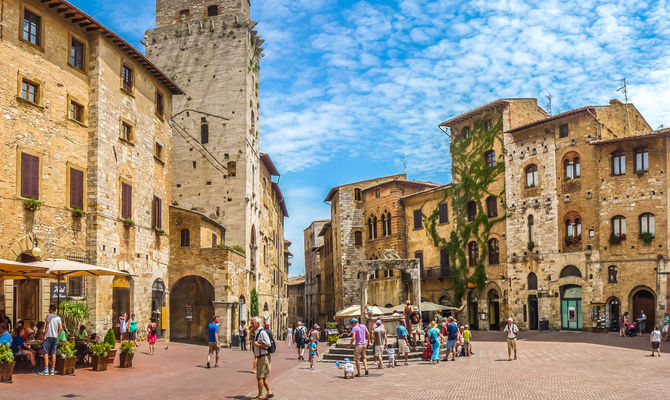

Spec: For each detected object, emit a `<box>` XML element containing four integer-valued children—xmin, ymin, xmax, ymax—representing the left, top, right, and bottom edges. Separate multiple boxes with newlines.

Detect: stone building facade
<box><xmin>315</xmin><ymin>222</ymin><xmax>335</xmax><ymax>329</ymax></box>
<box><xmin>504</xmin><ymin>100</ymin><xmax>668</xmax><ymax>332</ymax></box>
<box><xmin>287</xmin><ymin>276</ymin><xmax>305</xmax><ymax>327</ymax></box>
<box><xmin>145</xmin><ymin>0</ymin><xmax>289</xmax><ymax>340</ymax></box>
<box><xmin>0</xmin><ymin>0</ymin><xmax>180</xmax><ymax>336</ymax></box>
<box><xmin>304</xmin><ymin>220</ymin><xmax>329</xmax><ymax>327</ymax></box>
<box><xmin>168</xmin><ymin>206</ymin><xmax>247</xmax><ymax>343</ymax></box>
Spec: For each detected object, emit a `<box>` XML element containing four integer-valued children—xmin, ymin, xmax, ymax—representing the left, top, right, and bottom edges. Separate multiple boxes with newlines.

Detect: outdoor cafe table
<box><xmin>25</xmin><ymin>340</ymin><xmax>43</xmax><ymax>351</ymax></box>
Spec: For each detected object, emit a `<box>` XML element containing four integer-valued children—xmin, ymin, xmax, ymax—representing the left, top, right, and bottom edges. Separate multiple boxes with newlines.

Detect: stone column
<box><xmin>213</xmin><ymin>301</ymin><xmax>237</xmax><ymax>347</ymax></box>
<box><xmin>410</xmin><ymin>266</ymin><xmax>421</xmax><ymax>314</ymax></box>
<box><xmin>359</xmin><ymin>270</ymin><xmax>368</xmax><ymax>326</ymax></box>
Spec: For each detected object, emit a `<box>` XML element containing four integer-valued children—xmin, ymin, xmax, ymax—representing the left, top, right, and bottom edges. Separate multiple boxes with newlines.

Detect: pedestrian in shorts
<box><xmin>651</xmin><ymin>326</ymin><xmax>662</xmax><ymax>357</ymax></box>
<box><xmin>41</xmin><ymin>304</ymin><xmax>62</xmax><ymax>375</ymax></box>
<box><xmin>348</xmin><ymin>318</ymin><xmax>369</xmax><ymax>376</ymax></box>
<box><xmin>396</xmin><ymin>320</ymin><xmax>411</xmax><ymax>365</ymax></box>
<box><xmin>463</xmin><ymin>325</ymin><xmax>472</xmax><ymax>357</ymax></box>
<box><xmin>251</xmin><ymin>316</ymin><xmax>274</xmax><ymax>399</ymax></box>
<box><xmin>372</xmin><ymin>320</ymin><xmax>387</xmax><ymax>369</ymax></box>
<box><xmin>308</xmin><ymin>336</ymin><xmax>318</xmax><ymax>368</ymax></box>
<box><xmin>504</xmin><ymin>317</ymin><xmax>519</xmax><ymax>361</ymax></box>
<box><xmin>207</xmin><ymin>316</ymin><xmax>220</xmax><ymax>368</ymax></box>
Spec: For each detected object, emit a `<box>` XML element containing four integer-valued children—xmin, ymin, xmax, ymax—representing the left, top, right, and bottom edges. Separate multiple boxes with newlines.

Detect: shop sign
<box><xmin>466</xmin><ymin>282</ymin><xmax>478</xmax><ymax>289</ymax></box>
<box><xmin>50</xmin><ymin>282</ymin><xmax>67</xmax><ymax>301</ymax></box>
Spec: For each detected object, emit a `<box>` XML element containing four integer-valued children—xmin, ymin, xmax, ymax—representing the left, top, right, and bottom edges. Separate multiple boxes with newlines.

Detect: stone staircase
<box><xmin>320</xmin><ymin>337</ymin><xmax>447</xmax><ymax>362</ymax></box>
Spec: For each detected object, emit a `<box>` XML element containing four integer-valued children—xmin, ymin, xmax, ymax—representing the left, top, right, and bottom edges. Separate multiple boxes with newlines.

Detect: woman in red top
<box><xmin>147</xmin><ymin>317</ymin><xmax>157</xmax><ymax>355</ymax></box>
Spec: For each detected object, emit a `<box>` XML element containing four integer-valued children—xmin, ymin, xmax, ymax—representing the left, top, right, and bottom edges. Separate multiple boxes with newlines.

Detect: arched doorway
<box><xmin>606</xmin><ymin>297</ymin><xmax>621</xmax><ymax>331</ymax></box>
<box><xmin>527</xmin><ymin>273</ymin><xmax>539</xmax><ymax>330</ymax></box>
<box><xmin>488</xmin><ymin>289</ymin><xmax>500</xmax><ymax>330</ymax></box>
<box><xmin>561</xmin><ymin>285</ymin><xmax>582</xmax><ymax>330</ymax></box>
<box><xmin>170</xmin><ymin>276</ymin><xmax>215</xmax><ymax>343</ymax></box>
<box><xmin>13</xmin><ymin>253</ymin><xmax>39</xmax><ymax>325</ymax></box>
<box><xmin>112</xmin><ymin>275</ymin><xmax>132</xmax><ymax>338</ymax></box>
<box><xmin>151</xmin><ymin>279</ymin><xmax>166</xmax><ymax>339</ymax></box>
<box><xmin>632</xmin><ymin>288</ymin><xmax>655</xmax><ymax>333</ymax></box>
<box><xmin>467</xmin><ymin>291</ymin><xmax>479</xmax><ymax>330</ymax></box>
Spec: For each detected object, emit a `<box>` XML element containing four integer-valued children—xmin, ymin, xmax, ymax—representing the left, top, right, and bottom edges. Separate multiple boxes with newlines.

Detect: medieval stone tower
<box><xmin>145</xmin><ymin>0</ymin><xmax>263</xmax><ymax>265</ymax></box>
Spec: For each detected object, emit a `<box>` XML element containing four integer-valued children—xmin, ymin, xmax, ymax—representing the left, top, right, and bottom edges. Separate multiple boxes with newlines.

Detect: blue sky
<box><xmin>71</xmin><ymin>0</ymin><xmax>670</xmax><ymax>277</ymax></box>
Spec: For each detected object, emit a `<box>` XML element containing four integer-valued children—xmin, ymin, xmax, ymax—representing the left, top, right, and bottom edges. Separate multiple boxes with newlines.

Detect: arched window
<box><xmin>484</xmin><ymin>150</ymin><xmax>496</xmax><ymax>167</ymax></box>
<box><xmin>564</xmin><ymin>214</ymin><xmax>582</xmax><ymax>242</ymax></box>
<box><xmin>486</xmin><ymin>196</ymin><xmax>498</xmax><ymax>217</ymax></box>
<box><xmin>639</xmin><ymin>213</ymin><xmax>655</xmax><ymax>235</ymax></box>
<box><xmin>467</xmin><ymin>200</ymin><xmax>477</xmax><ymax>221</ymax></box>
<box><xmin>381</xmin><ymin>213</ymin><xmax>387</xmax><ymax>236</ymax></box>
<box><xmin>608</xmin><ymin>266</ymin><xmax>618</xmax><ymax>283</ymax></box>
<box><xmin>611</xmin><ymin>151</ymin><xmax>625</xmax><ymax>176</ymax></box>
<box><xmin>467</xmin><ymin>241</ymin><xmax>478</xmax><ymax>266</ymax></box>
<box><xmin>385</xmin><ymin>212</ymin><xmax>392</xmax><ymax>236</ymax></box>
<box><xmin>527</xmin><ymin>272</ymin><xmax>538</xmax><ymax>290</ymax></box>
<box><xmin>559</xmin><ymin>265</ymin><xmax>582</xmax><ymax>279</ymax></box>
<box><xmin>488</xmin><ymin>238</ymin><xmax>499</xmax><ymax>265</ymax></box>
<box><xmin>180</xmin><ymin>229</ymin><xmax>190</xmax><ymax>246</ymax></box>
<box><xmin>528</xmin><ymin>215</ymin><xmax>535</xmax><ymax>244</ymax></box>
<box><xmin>372</xmin><ymin>215</ymin><xmax>378</xmax><ymax>238</ymax></box>
<box><xmin>563</xmin><ymin>153</ymin><xmax>581</xmax><ymax>180</ymax></box>
<box><xmin>525</xmin><ymin>164</ymin><xmax>538</xmax><ymax>187</ymax></box>
<box><xmin>611</xmin><ymin>215</ymin><xmax>626</xmax><ymax>238</ymax></box>
<box><xmin>207</xmin><ymin>5</ymin><xmax>219</xmax><ymax>16</ymax></box>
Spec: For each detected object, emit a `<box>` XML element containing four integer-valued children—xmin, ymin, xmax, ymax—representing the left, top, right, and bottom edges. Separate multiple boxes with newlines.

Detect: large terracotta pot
<box><xmin>107</xmin><ymin>348</ymin><xmax>117</xmax><ymax>365</ymax></box>
<box><xmin>56</xmin><ymin>357</ymin><xmax>77</xmax><ymax>375</ymax></box>
<box><xmin>91</xmin><ymin>355</ymin><xmax>108</xmax><ymax>372</ymax></box>
<box><xmin>0</xmin><ymin>362</ymin><xmax>15</xmax><ymax>383</ymax></box>
<box><xmin>119</xmin><ymin>352</ymin><xmax>134</xmax><ymax>368</ymax></box>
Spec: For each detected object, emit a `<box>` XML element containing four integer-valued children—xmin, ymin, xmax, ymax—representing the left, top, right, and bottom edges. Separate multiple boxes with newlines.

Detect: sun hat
<box><xmin>429</xmin><ymin>321</ymin><xmax>437</xmax><ymax>328</ymax></box>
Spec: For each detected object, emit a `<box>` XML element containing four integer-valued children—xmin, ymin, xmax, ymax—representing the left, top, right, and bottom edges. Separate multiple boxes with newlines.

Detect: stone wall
<box><xmin>303</xmin><ymin>220</ymin><xmax>328</xmax><ymax>326</ymax></box>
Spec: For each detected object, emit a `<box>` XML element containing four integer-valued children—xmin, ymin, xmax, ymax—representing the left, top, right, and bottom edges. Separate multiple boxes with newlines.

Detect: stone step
<box><xmin>321</xmin><ymin>349</ymin><xmax>447</xmax><ymax>362</ymax></box>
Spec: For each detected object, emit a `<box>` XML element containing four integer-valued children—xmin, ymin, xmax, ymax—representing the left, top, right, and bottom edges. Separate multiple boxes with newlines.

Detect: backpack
<box><xmin>262</xmin><ymin>328</ymin><xmax>276</xmax><ymax>354</ymax></box>
<box><xmin>295</xmin><ymin>327</ymin><xmax>305</xmax><ymax>343</ymax></box>
<box><xmin>410</xmin><ymin>312</ymin><xmax>420</xmax><ymax>324</ymax></box>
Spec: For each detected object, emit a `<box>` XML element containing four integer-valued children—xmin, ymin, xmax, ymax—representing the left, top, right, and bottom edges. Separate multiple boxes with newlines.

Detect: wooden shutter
<box><xmin>69</xmin><ymin>168</ymin><xmax>84</xmax><ymax>209</ymax></box>
<box><xmin>211</xmin><ymin>233</ymin><xmax>217</xmax><ymax>248</ymax></box>
<box><xmin>121</xmin><ymin>182</ymin><xmax>132</xmax><ymax>219</ymax></box>
<box><xmin>152</xmin><ymin>196</ymin><xmax>162</xmax><ymax>228</ymax></box>
<box><xmin>21</xmin><ymin>152</ymin><xmax>39</xmax><ymax>199</ymax></box>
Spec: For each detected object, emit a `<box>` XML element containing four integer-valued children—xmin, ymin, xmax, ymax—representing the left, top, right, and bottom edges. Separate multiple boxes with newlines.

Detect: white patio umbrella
<box><xmin>334</xmin><ymin>305</ymin><xmax>386</xmax><ymax>319</ymax></box>
<box><xmin>0</xmin><ymin>258</ymin><xmax>51</xmax><ymax>279</ymax></box>
<box><xmin>28</xmin><ymin>258</ymin><xmax>129</xmax><ymax>310</ymax></box>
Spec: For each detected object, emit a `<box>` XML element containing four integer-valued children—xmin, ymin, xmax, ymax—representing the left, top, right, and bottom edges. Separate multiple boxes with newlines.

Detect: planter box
<box><xmin>56</xmin><ymin>357</ymin><xmax>77</xmax><ymax>375</ymax></box>
<box><xmin>0</xmin><ymin>362</ymin><xmax>15</xmax><ymax>383</ymax></box>
<box><xmin>107</xmin><ymin>348</ymin><xmax>117</xmax><ymax>365</ymax></box>
<box><xmin>119</xmin><ymin>352</ymin><xmax>134</xmax><ymax>368</ymax></box>
<box><xmin>91</xmin><ymin>355</ymin><xmax>108</xmax><ymax>372</ymax></box>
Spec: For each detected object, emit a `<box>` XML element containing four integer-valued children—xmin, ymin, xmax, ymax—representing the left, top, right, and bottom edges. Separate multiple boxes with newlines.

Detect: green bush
<box><xmin>0</xmin><ymin>344</ymin><xmax>14</xmax><ymax>364</ymax></box>
<box><xmin>640</xmin><ymin>232</ymin><xmax>655</xmax><ymax>243</ymax></box>
<box><xmin>90</xmin><ymin>342</ymin><xmax>112</xmax><ymax>357</ymax></box>
<box><xmin>58</xmin><ymin>341</ymin><xmax>77</xmax><ymax>359</ymax></box>
<box><xmin>103</xmin><ymin>328</ymin><xmax>116</xmax><ymax>347</ymax></box>
<box><xmin>326</xmin><ymin>322</ymin><xmax>337</xmax><ymax>330</ymax></box>
<box><xmin>59</xmin><ymin>300</ymin><xmax>90</xmax><ymax>335</ymax></box>
<box><xmin>120</xmin><ymin>341</ymin><xmax>136</xmax><ymax>355</ymax></box>
<box><xmin>250</xmin><ymin>288</ymin><xmax>259</xmax><ymax>317</ymax></box>
<box><xmin>327</xmin><ymin>335</ymin><xmax>339</xmax><ymax>344</ymax></box>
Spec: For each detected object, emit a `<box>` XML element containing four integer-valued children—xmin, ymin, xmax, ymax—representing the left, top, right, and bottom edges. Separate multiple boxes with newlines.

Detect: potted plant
<box><xmin>0</xmin><ymin>344</ymin><xmax>15</xmax><ymax>383</ymax></box>
<box><xmin>71</xmin><ymin>208</ymin><xmax>85</xmax><ymax>218</ymax></box>
<box><xmin>90</xmin><ymin>342</ymin><xmax>112</xmax><ymax>371</ymax></box>
<box><xmin>56</xmin><ymin>341</ymin><xmax>77</xmax><ymax>375</ymax></box>
<box><xmin>609</xmin><ymin>233</ymin><xmax>625</xmax><ymax>244</ymax></box>
<box><xmin>23</xmin><ymin>198</ymin><xmax>41</xmax><ymax>211</ymax></box>
<box><xmin>119</xmin><ymin>341</ymin><xmax>136</xmax><ymax>368</ymax></box>
<box><xmin>121</xmin><ymin>218</ymin><xmax>135</xmax><ymax>227</ymax></box>
<box><xmin>59</xmin><ymin>301</ymin><xmax>90</xmax><ymax>335</ymax></box>
<box><xmin>103</xmin><ymin>328</ymin><xmax>117</xmax><ymax>364</ymax></box>
<box><xmin>154</xmin><ymin>227</ymin><xmax>167</xmax><ymax>236</ymax></box>
<box><xmin>640</xmin><ymin>232</ymin><xmax>655</xmax><ymax>244</ymax></box>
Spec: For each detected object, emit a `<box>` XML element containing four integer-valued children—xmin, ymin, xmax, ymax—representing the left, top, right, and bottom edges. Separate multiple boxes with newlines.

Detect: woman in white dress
<box><xmin>286</xmin><ymin>326</ymin><xmax>294</xmax><ymax>346</ymax></box>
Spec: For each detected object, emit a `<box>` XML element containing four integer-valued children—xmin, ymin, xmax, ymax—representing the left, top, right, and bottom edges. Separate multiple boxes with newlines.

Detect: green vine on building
<box><xmin>423</xmin><ymin>116</ymin><xmax>506</xmax><ymax>306</ymax></box>
<box><xmin>250</xmin><ymin>288</ymin><xmax>259</xmax><ymax>317</ymax></box>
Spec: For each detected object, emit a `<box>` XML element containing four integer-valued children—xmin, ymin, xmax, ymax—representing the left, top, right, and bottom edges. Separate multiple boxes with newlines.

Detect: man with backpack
<box><xmin>442</xmin><ymin>316</ymin><xmax>458</xmax><ymax>362</ymax></box>
<box><xmin>252</xmin><ymin>316</ymin><xmax>275</xmax><ymax>400</ymax></box>
<box><xmin>295</xmin><ymin>321</ymin><xmax>307</xmax><ymax>360</ymax></box>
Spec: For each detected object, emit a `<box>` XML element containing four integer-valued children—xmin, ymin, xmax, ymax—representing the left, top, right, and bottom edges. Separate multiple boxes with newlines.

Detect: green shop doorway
<box><xmin>561</xmin><ymin>285</ymin><xmax>582</xmax><ymax>330</ymax></box>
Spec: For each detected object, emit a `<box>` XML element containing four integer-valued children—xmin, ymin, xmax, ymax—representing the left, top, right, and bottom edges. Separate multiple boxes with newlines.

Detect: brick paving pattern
<box><xmin>3</xmin><ymin>332</ymin><xmax>670</xmax><ymax>399</ymax></box>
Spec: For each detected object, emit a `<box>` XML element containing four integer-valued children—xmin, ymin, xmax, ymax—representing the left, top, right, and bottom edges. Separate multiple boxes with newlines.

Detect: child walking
<box><xmin>651</xmin><ymin>326</ymin><xmax>662</xmax><ymax>357</ymax></box>
<box><xmin>386</xmin><ymin>343</ymin><xmax>395</xmax><ymax>368</ymax></box>
<box><xmin>341</xmin><ymin>357</ymin><xmax>355</xmax><ymax>378</ymax></box>
<box><xmin>308</xmin><ymin>336</ymin><xmax>318</xmax><ymax>368</ymax></box>
<box><xmin>463</xmin><ymin>325</ymin><xmax>472</xmax><ymax>357</ymax></box>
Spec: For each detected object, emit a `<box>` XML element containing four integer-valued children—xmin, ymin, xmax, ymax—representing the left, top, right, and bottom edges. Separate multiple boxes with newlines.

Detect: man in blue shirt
<box><xmin>207</xmin><ymin>316</ymin><xmax>220</xmax><ymax>368</ymax></box>
<box><xmin>443</xmin><ymin>317</ymin><xmax>458</xmax><ymax>361</ymax></box>
<box><xmin>396</xmin><ymin>320</ymin><xmax>410</xmax><ymax>365</ymax></box>
<box><xmin>0</xmin><ymin>323</ymin><xmax>11</xmax><ymax>346</ymax></box>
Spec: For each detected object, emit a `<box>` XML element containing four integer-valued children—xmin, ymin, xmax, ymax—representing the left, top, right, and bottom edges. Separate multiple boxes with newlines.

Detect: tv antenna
<box><xmin>617</xmin><ymin>78</ymin><xmax>632</xmax><ymax>134</ymax></box>
<box><xmin>401</xmin><ymin>155</ymin><xmax>407</xmax><ymax>173</ymax></box>
<box><xmin>544</xmin><ymin>91</ymin><xmax>553</xmax><ymax>116</ymax></box>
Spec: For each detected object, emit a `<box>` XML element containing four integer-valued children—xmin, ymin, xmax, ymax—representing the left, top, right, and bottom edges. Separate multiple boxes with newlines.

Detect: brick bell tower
<box><xmin>145</xmin><ymin>0</ymin><xmax>263</xmax><ymax>264</ymax></box>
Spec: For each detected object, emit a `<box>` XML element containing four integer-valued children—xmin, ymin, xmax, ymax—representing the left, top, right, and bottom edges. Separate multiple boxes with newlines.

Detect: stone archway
<box><xmin>630</xmin><ymin>287</ymin><xmax>655</xmax><ymax>333</ymax></box>
<box><xmin>170</xmin><ymin>275</ymin><xmax>215</xmax><ymax>343</ymax></box>
<box><xmin>112</xmin><ymin>275</ymin><xmax>133</xmax><ymax>338</ymax></box>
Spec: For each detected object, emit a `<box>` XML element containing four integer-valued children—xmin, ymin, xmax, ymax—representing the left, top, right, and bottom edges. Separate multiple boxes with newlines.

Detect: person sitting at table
<box><xmin>90</xmin><ymin>332</ymin><xmax>101</xmax><ymax>343</ymax></box>
<box><xmin>75</xmin><ymin>325</ymin><xmax>88</xmax><ymax>341</ymax></box>
<box><xmin>0</xmin><ymin>323</ymin><xmax>11</xmax><ymax>346</ymax></box>
<box><xmin>11</xmin><ymin>326</ymin><xmax>38</xmax><ymax>372</ymax></box>
<box><xmin>34</xmin><ymin>321</ymin><xmax>45</xmax><ymax>341</ymax></box>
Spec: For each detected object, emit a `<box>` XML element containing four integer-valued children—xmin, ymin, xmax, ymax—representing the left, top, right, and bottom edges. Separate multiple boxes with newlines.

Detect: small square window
<box><xmin>20</xmin><ymin>79</ymin><xmax>39</xmax><ymax>104</ymax></box>
<box><xmin>559</xmin><ymin>124</ymin><xmax>569</xmax><ymax>138</ymax></box>
<box><xmin>69</xmin><ymin>100</ymin><xmax>84</xmax><ymax>123</ymax></box>
<box><xmin>121</xmin><ymin>122</ymin><xmax>134</xmax><ymax>143</ymax></box>
<box><xmin>154</xmin><ymin>142</ymin><xmax>164</xmax><ymax>161</ymax></box>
